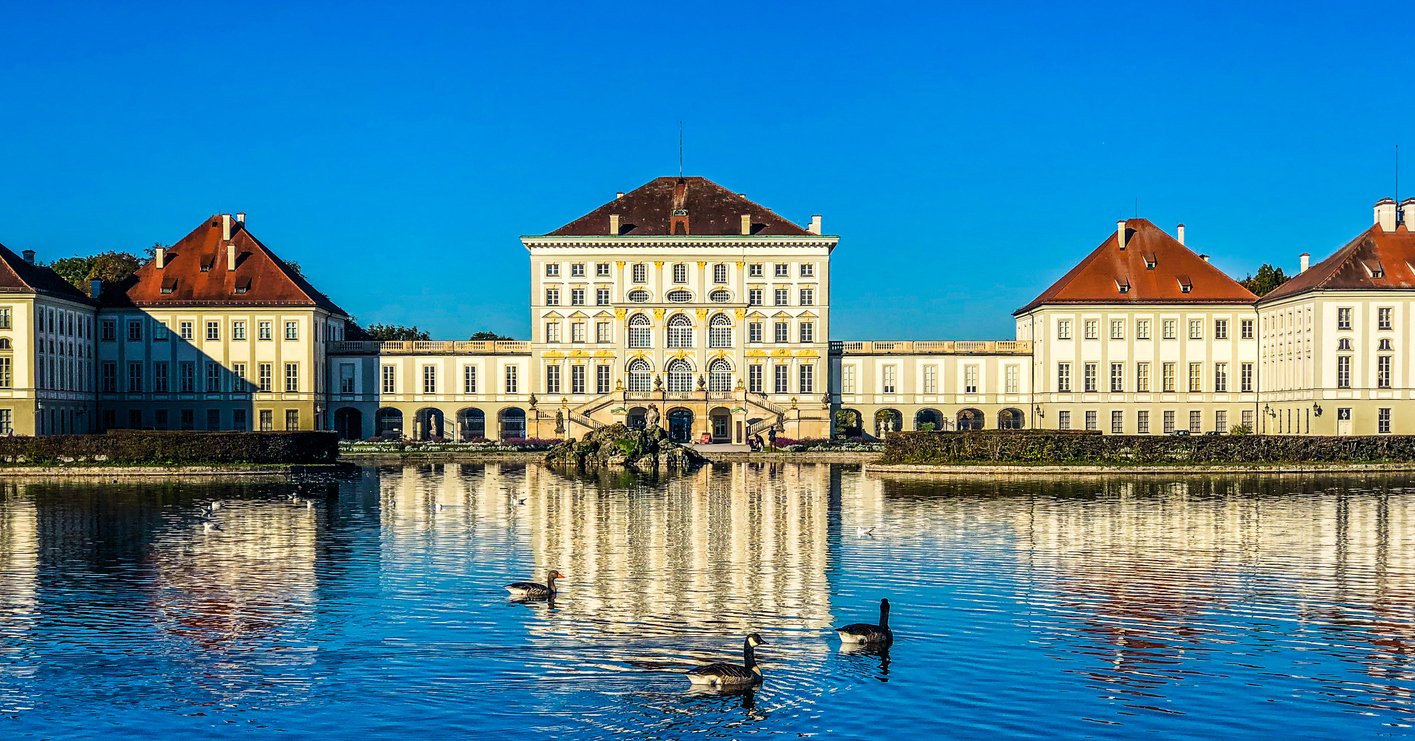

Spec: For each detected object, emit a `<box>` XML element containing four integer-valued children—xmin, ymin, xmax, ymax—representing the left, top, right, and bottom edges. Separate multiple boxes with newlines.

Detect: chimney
<box><xmin>1200</xmin><ymin>254</ymin><xmax>1210</xmax><ymax>263</ymax></box>
<box><xmin>740</xmin><ymin>214</ymin><xmax>752</xmax><ymax>235</ymax></box>
<box><xmin>1299</xmin><ymin>252</ymin><xmax>1310</xmax><ymax>273</ymax></box>
<box><xmin>21</xmin><ymin>249</ymin><xmax>35</xmax><ymax>264</ymax></box>
<box><xmin>155</xmin><ymin>246</ymin><xmax>166</xmax><ymax>269</ymax></box>
<box><xmin>609</xmin><ymin>214</ymin><xmax>620</xmax><ymax>235</ymax></box>
<box><xmin>808</xmin><ymin>215</ymin><xmax>822</xmax><ymax>235</ymax></box>
<box><xmin>615</xmin><ymin>192</ymin><xmax>624</xmax><ymax>200</ymax></box>
<box><xmin>1116</xmin><ymin>220</ymin><xmax>1127</xmax><ymax>250</ymax></box>
<box><xmin>227</xmin><ymin>243</ymin><xmax>237</xmax><ymax>272</ymax></box>
<box><xmin>1375</xmin><ymin>198</ymin><xmax>1398</xmax><ymax>232</ymax></box>
<box><xmin>1402</xmin><ymin>198</ymin><xmax>1415</xmax><ymax>229</ymax></box>
<box><xmin>1176</xmin><ymin>223</ymin><xmax>1186</xmax><ymax>246</ymax></box>
<box><xmin>221</xmin><ymin>213</ymin><xmax>232</xmax><ymax>241</ymax></box>
<box><xmin>90</xmin><ymin>279</ymin><xmax>102</xmax><ymax>299</ymax></box>
<box><xmin>235</xmin><ymin>212</ymin><xmax>246</xmax><ymax>224</ymax></box>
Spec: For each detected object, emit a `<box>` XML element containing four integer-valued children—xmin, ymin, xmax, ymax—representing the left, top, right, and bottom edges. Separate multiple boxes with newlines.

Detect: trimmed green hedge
<box><xmin>881</xmin><ymin>431</ymin><xmax>1415</xmax><ymax>466</ymax></box>
<box><xmin>0</xmin><ymin>431</ymin><xmax>339</xmax><ymax>466</ymax></box>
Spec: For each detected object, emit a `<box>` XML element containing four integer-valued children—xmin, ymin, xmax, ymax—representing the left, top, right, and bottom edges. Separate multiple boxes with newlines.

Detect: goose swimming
<box><xmin>505</xmin><ymin>569</ymin><xmax>564</xmax><ymax>599</ymax></box>
<box><xmin>686</xmin><ymin>634</ymin><xmax>767</xmax><ymax>687</ymax></box>
<box><xmin>836</xmin><ymin>598</ymin><xmax>893</xmax><ymax>645</ymax></box>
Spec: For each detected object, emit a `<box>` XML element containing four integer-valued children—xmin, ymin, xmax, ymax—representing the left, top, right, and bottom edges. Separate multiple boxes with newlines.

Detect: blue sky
<box><xmin>1</xmin><ymin>1</ymin><xmax>1411</xmax><ymax>339</ymax></box>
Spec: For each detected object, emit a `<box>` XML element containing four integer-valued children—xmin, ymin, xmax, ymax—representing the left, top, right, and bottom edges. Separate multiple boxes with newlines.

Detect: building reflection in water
<box><xmin>0</xmin><ymin>485</ymin><xmax>38</xmax><ymax>713</ymax></box>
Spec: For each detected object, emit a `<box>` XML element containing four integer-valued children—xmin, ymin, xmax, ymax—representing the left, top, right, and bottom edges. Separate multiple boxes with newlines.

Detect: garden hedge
<box><xmin>0</xmin><ymin>431</ymin><xmax>340</xmax><ymax>466</ymax></box>
<box><xmin>880</xmin><ymin>431</ymin><xmax>1415</xmax><ymax>466</ymax></box>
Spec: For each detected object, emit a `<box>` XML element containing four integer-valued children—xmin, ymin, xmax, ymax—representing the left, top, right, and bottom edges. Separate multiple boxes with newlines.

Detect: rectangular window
<box><xmin>713</xmin><ymin>264</ymin><xmax>728</xmax><ymax>283</ymax></box>
<box><xmin>596</xmin><ymin>364</ymin><xmax>610</xmax><ymax>395</ymax></box>
<box><xmin>284</xmin><ymin>321</ymin><xmax>298</xmax><ymax>340</ymax></box>
<box><xmin>1057</xmin><ymin>320</ymin><xmax>1071</xmax><ymax>340</ymax></box>
<box><xmin>749</xmin><ymin>322</ymin><xmax>763</xmax><ymax>343</ymax></box>
<box><xmin>774</xmin><ymin>321</ymin><xmax>788</xmax><ymax>343</ymax></box>
<box><xmin>774</xmin><ymin>364</ymin><xmax>789</xmax><ymax>394</ymax></box>
<box><xmin>0</xmin><ymin>357</ymin><xmax>9</xmax><ymax>389</ymax></box>
<box><xmin>749</xmin><ymin>264</ymin><xmax>763</xmax><ymax>278</ymax></box>
<box><xmin>101</xmin><ymin>361</ymin><xmax>117</xmax><ymax>392</ymax></box>
<box><xmin>233</xmin><ymin>321</ymin><xmax>246</xmax><ymax>340</ymax></box>
<box><xmin>206</xmin><ymin>362</ymin><xmax>221</xmax><ymax>392</ymax></box>
<box><xmin>1163</xmin><ymin>362</ymin><xmax>1176</xmax><ymax>392</ymax></box>
<box><xmin>179</xmin><ymin>361</ymin><xmax>195</xmax><ymax>393</ymax></box>
<box><xmin>421</xmin><ymin>365</ymin><xmax>435</xmax><ymax>394</ymax></box>
<box><xmin>800</xmin><ymin>263</ymin><xmax>815</xmax><ymax>277</ymax></box>
<box><xmin>340</xmin><ymin>363</ymin><xmax>356</xmax><ymax>393</ymax></box>
<box><xmin>154</xmin><ymin>409</ymin><xmax>169</xmax><ymax>430</ymax></box>
<box><xmin>382</xmin><ymin>365</ymin><xmax>395</xmax><ymax>394</ymax></box>
<box><xmin>463</xmin><ymin>365</ymin><xmax>477</xmax><ymax>394</ymax></box>
<box><xmin>1163</xmin><ymin>319</ymin><xmax>1177</xmax><ymax>340</ymax></box>
<box><xmin>1085</xmin><ymin>411</ymin><xmax>1097</xmax><ymax>431</ymax></box>
<box><xmin>1058</xmin><ymin>411</ymin><xmax>1071</xmax><ymax>430</ymax></box>
<box><xmin>205</xmin><ymin>408</ymin><xmax>220</xmax><ymax>431</ymax></box>
<box><xmin>505</xmin><ymin>365</ymin><xmax>518</xmax><ymax>393</ymax></box>
<box><xmin>883</xmin><ymin>365</ymin><xmax>897</xmax><ymax>394</ymax></box>
<box><xmin>1189</xmin><ymin>319</ymin><xmax>1203</xmax><ymax>340</ymax></box>
<box><xmin>1379</xmin><ymin>408</ymin><xmax>1392</xmax><ymax>434</ymax></box>
<box><xmin>232</xmin><ymin>363</ymin><xmax>246</xmax><ymax>389</ymax></box>
<box><xmin>545</xmin><ymin>263</ymin><xmax>560</xmax><ymax>276</ymax></box>
<box><xmin>1241</xmin><ymin>319</ymin><xmax>1254</xmax><ymax>339</ymax></box>
<box><xmin>842</xmin><ymin>365</ymin><xmax>856</xmax><ymax>394</ymax></box>
<box><xmin>179</xmin><ymin>321</ymin><xmax>193</xmax><ymax>340</ymax></box>
<box><xmin>1057</xmin><ymin>363</ymin><xmax>1071</xmax><ymax>393</ymax></box>
<box><xmin>1189</xmin><ymin>411</ymin><xmax>1202</xmax><ymax>433</ymax></box>
<box><xmin>1337</xmin><ymin>356</ymin><xmax>1352</xmax><ymax>389</ymax></box>
<box><xmin>545</xmin><ymin>364</ymin><xmax>561</xmax><ymax>394</ymax></box>
<box><xmin>179</xmin><ymin>409</ymin><xmax>194</xmax><ymax>431</ymax></box>
<box><xmin>204</xmin><ymin>320</ymin><xmax>218</xmax><ymax>340</ymax></box>
<box><xmin>749</xmin><ymin>364</ymin><xmax>763</xmax><ymax>393</ymax></box>
<box><xmin>1214</xmin><ymin>319</ymin><xmax>1228</xmax><ymax>340</ymax></box>
<box><xmin>1215</xmin><ymin>410</ymin><xmax>1228</xmax><ymax>433</ymax></box>
<box><xmin>749</xmin><ymin>289</ymin><xmax>763</xmax><ymax>306</ymax></box>
<box><xmin>1214</xmin><ymin>362</ymin><xmax>1228</xmax><ymax>393</ymax></box>
<box><xmin>1378</xmin><ymin>307</ymin><xmax>1393</xmax><ymax>330</ymax></box>
<box><xmin>286</xmin><ymin>409</ymin><xmax>300</xmax><ymax>431</ymax></box>
<box><xmin>280</xmin><ymin>363</ymin><xmax>297</xmax><ymax>392</ymax></box>
<box><xmin>799</xmin><ymin>322</ymin><xmax>814</xmax><ymax>343</ymax></box>
<box><xmin>1136</xmin><ymin>362</ymin><xmax>1150</xmax><ymax>392</ymax></box>
<box><xmin>259</xmin><ymin>409</ymin><xmax>273</xmax><ymax>432</ymax></box>
<box><xmin>596</xmin><ymin>263</ymin><xmax>610</xmax><ymax>277</ymax></box>
<box><xmin>1137</xmin><ymin>410</ymin><xmax>1150</xmax><ymax>434</ymax></box>
<box><xmin>128</xmin><ymin>320</ymin><xmax>143</xmax><ymax>341</ymax></box>
<box><xmin>545</xmin><ymin>322</ymin><xmax>561</xmax><ymax>343</ymax></box>
<box><xmin>774</xmin><ymin>288</ymin><xmax>789</xmax><ymax>306</ymax></box>
<box><xmin>1137</xmin><ymin>319</ymin><xmax>1150</xmax><ymax>340</ymax></box>
<box><xmin>570</xmin><ymin>262</ymin><xmax>584</xmax><ymax>277</ymax></box>
<box><xmin>799</xmin><ymin>364</ymin><xmax>814</xmax><ymax>393</ymax></box>
<box><xmin>571</xmin><ymin>322</ymin><xmax>586</xmax><ymax>343</ymax></box>
<box><xmin>673</xmin><ymin>263</ymin><xmax>687</xmax><ymax>283</ymax></box>
<box><xmin>1241</xmin><ymin>362</ymin><xmax>1254</xmax><ymax>393</ymax></box>
<box><xmin>101</xmin><ymin>319</ymin><xmax>116</xmax><ymax>341</ymax></box>
<box><xmin>1110</xmin><ymin>363</ymin><xmax>1123</xmax><ymax>393</ymax></box>
<box><xmin>1378</xmin><ymin>355</ymin><xmax>1392</xmax><ymax>388</ymax></box>
<box><xmin>595</xmin><ymin>321</ymin><xmax>610</xmax><ymax>343</ymax></box>
<box><xmin>258</xmin><ymin>362</ymin><xmax>272</xmax><ymax>392</ymax></box>
<box><xmin>1110</xmin><ymin>320</ymin><xmax>1124</xmax><ymax>340</ymax></box>
<box><xmin>1005</xmin><ymin>365</ymin><xmax>1019</xmax><ymax>394</ymax></box>
<box><xmin>154</xmin><ymin>362</ymin><xmax>170</xmax><ymax>393</ymax></box>
<box><xmin>964</xmin><ymin>365</ymin><xmax>979</xmax><ymax>394</ymax></box>
<box><xmin>1084</xmin><ymin>320</ymin><xmax>1098</xmax><ymax>339</ymax></box>
<box><xmin>0</xmin><ymin>308</ymin><xmax>9</xmax><ymax>330</ymax></box>
<box><xmin>0</xmin><ymin>409</ymin><xmax>11</xmax><ymax>434</ymax></box>
<box><xmin>258</xmin><ymin>321</ymin><xmax>272</xmax><ymax>340</ymax></box>
<box><xmin>1083</xmin><ymin>363</ymin><xmax>1097</xmax><ymax>393</ymax></box>
<box><xmin>632</xmin><ymin>263</ymin><xmax>646</xmax><ymax>283</ymax></box>
<box><xmin>774</xmin><ymin>263</ymin><xmax>789</xmax><ymax>277</ymax></box>
<box><xmin>570</xmin><ymin>288</ymin><xmax>585</xmax><ymax>306</ymax></box>
<box><xmin>1163</xmin><ymin>410</ymin><xmax>1176</xmax><ymax>434</ymax></box>
<box><xmin>800</xmin><ymin>288</ymin><xmax>814</xmax><ymax>306</ymax></box>
<box><xmin>1111</xmin><ymin>410</ymin><xmax>1123</xmax><ymax>434</ymax></box>
<box><xmin>1188</xmin><ymin>362</ymin><xmax>1202</xmax><ymax>392</ymax></box>
<box><xmin>1241</xmin><ymin>410</ymin><xmax>1254</xmax><ymax>430</ymax></box>
<box><xmin>1337</xmin><ymin>307</ymin><xmax>1352</xmax><ymax>330</ymax></box>
<box><xmin>596</xmin><ymin>288</ymin><xmax>610</xmax><ymax>306</ymax></box>
<box><xmin>545</xmin><ymin>288</ymin><xmax>560</xmax><ymax>306</ymax></box>
<box><xmin>922</xmin><ymin>365</ymin><xmax>937</xmax><ymax>394</ymax></box>
<box><xmin>571</xmin><ymin>365</ymin><xmax>586</xmax><ymax>395</ymax></box>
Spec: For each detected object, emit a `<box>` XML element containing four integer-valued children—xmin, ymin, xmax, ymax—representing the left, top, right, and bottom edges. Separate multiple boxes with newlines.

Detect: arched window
<box><xmin>627</xmin><ymin>289</ymin><xmax>650</xmax><ymax>303</ymax></box>
<box><xmin>666</xmin><ymin>289</ymin><xmax>693</xmax><ymax>303</ymax></box>
<box><xmin>627</xmin><ymin>359</ymin><xmax>652</xmax><ymax>392</ymax></box>
<box><xmin>708</xmin><ymin>359</ymin><xmax>732</xmax><ymax>392</ymax></box>
<box><xmin>709</xmin><ymin>289</ymin><xmax>732</xmax><ymax>303</ymax></box>
<box><xmin>0</xmin><ymin>338</ymin><xmax>9</xmax><ymax>350</ymax></box>
<box><xmin>667</xmin><ymin>359</ymin><xmax>694</xmax><ymax>392</ymax></box>
<box><xmin>627</xmin><ymin>314</ymin><xmax>651</xmax><ymax>348</ymax></box>
<box><xmin>666</xmin><ymin>314</ymin><xmax>693</xmax><ymax>348</ymax></box>
<box><xmin>708</xmin><ymin>314</ymin><xmax>732</xmax><ymax>348</ymax></box>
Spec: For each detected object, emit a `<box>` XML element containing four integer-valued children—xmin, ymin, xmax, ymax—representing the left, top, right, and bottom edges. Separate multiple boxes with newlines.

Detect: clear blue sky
<box><xmin>1</xmin><ymin>2</ymin><xmax>1411</xmax><ymax>340</ymax></box>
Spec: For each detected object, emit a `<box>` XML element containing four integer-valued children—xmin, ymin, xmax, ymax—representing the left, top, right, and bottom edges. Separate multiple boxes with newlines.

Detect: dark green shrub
<box><xmin>0</xmin><ymin>431</ymin><xmax>339</xmax><ymax>466</ymax></box>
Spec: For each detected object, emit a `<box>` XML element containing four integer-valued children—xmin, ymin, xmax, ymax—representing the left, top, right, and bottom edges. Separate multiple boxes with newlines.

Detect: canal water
<box><xmin>1</xmin><ymin>464</ymin><xmax>1412</xmax><ymax>738</ymax></box>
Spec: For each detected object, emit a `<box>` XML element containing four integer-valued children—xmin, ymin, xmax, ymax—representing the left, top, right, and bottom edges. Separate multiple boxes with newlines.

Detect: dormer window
<box><xmin>1176</xmin><ymin>275</ymin><xmax>1192</xmax><ymax>293</ymax></box>
<box><xmin>1116</xmin><ymin>277</ymin><xmax>1130</xmax><ymax>294</ymax></box>
<box><xmin>160</xmin><ymin>277</ymin><xmax>177</xmax><ymax>294</ymax></box>
<box><xmin>1363</xmin><ymin>259</ymin><xmax>1385</xmax><ymax>278</ymax></box>
<box><xmin>200</xmin><ymin>256</ymin><xmax>215</xmax><ymax>272</ymax></box>
<box><xmin>1143</xmin><ymin>253</ymin><xmax>1157</xmax><ymax>270</ymax></box>
<box><xmin>234</xmin><ymin>276</ymin><xmax>252</xmax><ymax>295</ymax></box>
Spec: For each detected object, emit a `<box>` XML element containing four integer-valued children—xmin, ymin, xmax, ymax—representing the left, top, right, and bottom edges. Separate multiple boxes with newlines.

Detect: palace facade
<box><xmin>1</xmin><ymin>178</ymin><xmax>1413</xmax><ymax>440</ymax></box>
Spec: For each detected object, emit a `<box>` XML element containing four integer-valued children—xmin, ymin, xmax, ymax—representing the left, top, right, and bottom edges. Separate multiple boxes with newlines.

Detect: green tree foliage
<box><xmin>48</xmin><ymin>257</ymin><xmax>95</xmax><ymax>289</ymax></box>
<box><xmin>469</xmin><ymin>330</ymin><xmax>514</xmax><ymax>341</ymax></box>
<box><xmin>1240</xmin><ymin>264</ymin><xmax>1289</xmax><ymax>296</ymax></box>
<box><xmin>365</xmin><ymin>324</ymin><xmax>431</xmax><ymax>341</ymax></box>
<box><xmin>47</xmin><ymin>250</ymin><xmax>144</xmax><ymax>291</ymax></box>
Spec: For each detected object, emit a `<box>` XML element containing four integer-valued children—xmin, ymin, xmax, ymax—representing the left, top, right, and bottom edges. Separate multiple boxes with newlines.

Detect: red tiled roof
<box><xmin>0</xmin><ymin>242</ymin><xmax>95</xmax><ymax>304</ymax></box>
<box><xmin>1015</xmin><ymin>218</ymin><xmax>1256</xmax><ymax>314</ymax></box>
<box><xmin>545</xmin><ymin>176</ymin><xmax>814</xmax><ymax>237</ymax></box>
<box><xmin>1260</xmin><ymin>223</ymin><xmax>1415</xmax><ymax>302</ymax></box>
<box><xmin>100</xmin><ymin>215</ymin><xmax>347</xmax><ymax>315</ymax></box>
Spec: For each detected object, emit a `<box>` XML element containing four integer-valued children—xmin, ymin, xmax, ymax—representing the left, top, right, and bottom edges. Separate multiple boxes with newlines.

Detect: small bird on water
<box><xmin>505</xmin><ymin>569</ymin><xmax>565</xmax><ymax>599</ymax></box>
<box><xmin>836</xmin><ymin>598</ymin><xmax>893</xmax><ymax>646</ymax></box>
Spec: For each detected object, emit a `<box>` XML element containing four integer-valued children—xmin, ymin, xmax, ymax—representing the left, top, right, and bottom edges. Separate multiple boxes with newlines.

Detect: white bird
<box><xmin>306</xmin><ymin>500</ymin><xmax>314</xmax><ymax>510</ymax></box>
<box><xmin>202</xmin><ymin>520</ymin><xmax>222</xmax><ymax>533</ymax></box>
<box><xmin>855</xmin><ymin>526</ymin><xmax>875</xmax><ymax>537</ymax></box>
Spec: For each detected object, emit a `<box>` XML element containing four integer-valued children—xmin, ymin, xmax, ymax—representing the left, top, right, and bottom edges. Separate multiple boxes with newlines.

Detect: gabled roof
<box><xmin>1015</xmin><ymin>218</ymin><xmax>1256</xmax><ymax>314</ymax></box>
<box><xmin>101</xmin><ymin>215</ymin><xmax>348</xmax><ymax>315</ymax></box>
<box><xmin>545</xmin><ymin>176</ymin><xmax>814</xmax><ymax>237</ymax></box>
<box><xmin>0</xmin><ymin>242</ymin><xmax>95</xmax><ymax>304</ymax></box>
<box><xmin>1260</xmin><ymin>223</ymin><xmax>1415</xmax><ymax>303</ymax></box>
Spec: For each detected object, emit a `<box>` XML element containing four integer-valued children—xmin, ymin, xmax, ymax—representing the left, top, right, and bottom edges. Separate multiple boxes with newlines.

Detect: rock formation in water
<box><xmin>544</xmin><ymin>423</ymin><xmax>706</xmax><ymax>474</ymax></box>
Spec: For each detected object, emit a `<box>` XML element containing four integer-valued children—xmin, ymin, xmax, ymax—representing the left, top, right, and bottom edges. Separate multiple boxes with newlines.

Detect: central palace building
<box><xmin>1</xmin><ymin>178</ymin><xmax>1413</xmax><ymax>440</ymax></box>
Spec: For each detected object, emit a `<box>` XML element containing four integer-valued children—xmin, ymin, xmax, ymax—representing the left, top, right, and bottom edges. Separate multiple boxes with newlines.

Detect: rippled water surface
<box><xmin>2</xmin><ymin>464</ymin><xmax>1415</xmax><ymax>738</ymax></box>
